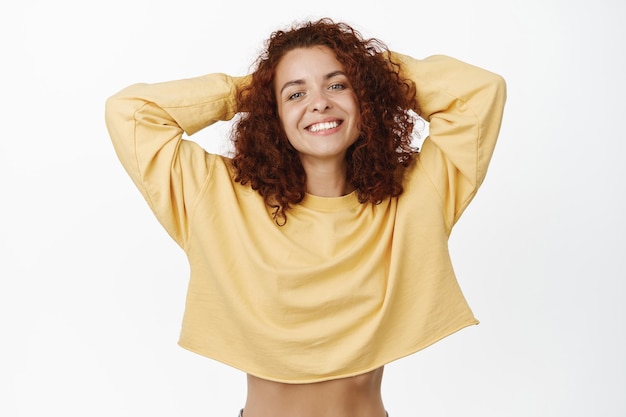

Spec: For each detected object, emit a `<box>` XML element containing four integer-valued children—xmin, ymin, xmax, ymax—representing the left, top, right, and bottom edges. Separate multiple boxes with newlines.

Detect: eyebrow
<box><xmin>279</xmin><ymin>71</ymin><xmax>347</xmax><ymax>95</ymax></box>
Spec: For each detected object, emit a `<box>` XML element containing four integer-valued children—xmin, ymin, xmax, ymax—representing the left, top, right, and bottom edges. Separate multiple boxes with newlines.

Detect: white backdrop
<box><xmin>1</xmin><ymin>0</ymin><xmax>625</xmax><ymax>416</ymax></box>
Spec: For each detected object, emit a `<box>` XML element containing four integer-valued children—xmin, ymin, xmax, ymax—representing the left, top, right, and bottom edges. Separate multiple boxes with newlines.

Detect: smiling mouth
<box><xmin>307</xmin><ymin>121</ymin><xmax>341</xmax><ymax>132</ymax></box>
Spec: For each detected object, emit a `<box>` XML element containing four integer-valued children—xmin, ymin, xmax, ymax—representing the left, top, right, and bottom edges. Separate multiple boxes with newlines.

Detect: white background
<box><xmin>1</xmin><ymin>0</ymin><xmax>625</xmax><ymax>416</ymax></box>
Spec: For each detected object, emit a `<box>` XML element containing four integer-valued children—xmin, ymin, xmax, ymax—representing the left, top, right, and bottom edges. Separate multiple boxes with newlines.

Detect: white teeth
<box><xmin>309</xmin><ymin>121</ymin><xmax>339</xmax><ymax>132</ymax></box>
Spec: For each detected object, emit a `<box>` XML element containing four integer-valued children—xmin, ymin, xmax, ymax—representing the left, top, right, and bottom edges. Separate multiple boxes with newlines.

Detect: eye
<box><xmin>329</xmin><ymin>83</ymin><xmax>346</xmax><ymax>91</ymax></box>
<box><xmin>287</xmin><ymin>91</ymin><xmax>305</xmax><ymax>100</ymax></box>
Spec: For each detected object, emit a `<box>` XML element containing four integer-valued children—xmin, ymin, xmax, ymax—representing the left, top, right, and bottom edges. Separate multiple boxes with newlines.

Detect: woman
<box><xmin>105</xmin><ymin>18</ymin><xmax>506</xmax><ymax>417</ymax></box>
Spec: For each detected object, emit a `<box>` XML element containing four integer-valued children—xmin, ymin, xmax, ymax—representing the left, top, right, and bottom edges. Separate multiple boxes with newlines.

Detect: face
<box><xmin>274</xmin><ymin>46</ymin><xmax>361</xmax><ymax>168</ymax></box>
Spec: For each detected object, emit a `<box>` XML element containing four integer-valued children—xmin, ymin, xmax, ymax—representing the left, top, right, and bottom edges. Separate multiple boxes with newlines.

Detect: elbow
<box><xmin>104</xmin><ymin>94</ymin><xmax>124</xmax><ymax>132</ymax></box>
<box><xmin>492</xmin><ymin>73</ymin><xmax>507</xmax><ymax>104</ymax></box>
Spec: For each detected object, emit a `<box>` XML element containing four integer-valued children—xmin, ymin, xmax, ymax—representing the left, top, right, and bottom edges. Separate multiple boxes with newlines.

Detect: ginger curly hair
<box><xmin>231</xmin><ymin>18</ymin><xmax>419</xmax><ymax>224</ymax></box>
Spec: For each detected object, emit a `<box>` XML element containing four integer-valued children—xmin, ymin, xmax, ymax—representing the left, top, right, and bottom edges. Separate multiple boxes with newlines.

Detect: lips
<box><xmin>307</xmin><ymin>120</ymin><xmax>341</xmax><ymax>132</ymax></box>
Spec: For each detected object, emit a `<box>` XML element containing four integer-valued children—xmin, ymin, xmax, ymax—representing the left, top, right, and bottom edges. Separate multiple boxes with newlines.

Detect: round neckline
<box><xmin>299</xmin><ymin>191</ymin><xmax>359</xmax><ymax>212</ymax></box>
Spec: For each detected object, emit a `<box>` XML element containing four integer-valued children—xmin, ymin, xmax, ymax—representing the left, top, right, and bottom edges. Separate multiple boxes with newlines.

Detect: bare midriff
<box><xmin>242</xmin><ymin>367</ymin><xmax>386</xmax><ymax>417</ymax></box>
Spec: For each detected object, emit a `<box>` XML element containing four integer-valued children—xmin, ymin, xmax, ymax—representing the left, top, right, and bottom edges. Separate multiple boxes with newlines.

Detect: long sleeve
<box><xmin>392</xmin><ymin>53</ymin><xmax>507</xmax><ymax>229</ymax></box>
<box><xmin>105</xmin><ymin>73</ymin><xmax>250</xmax><ymax>247</ymax></box>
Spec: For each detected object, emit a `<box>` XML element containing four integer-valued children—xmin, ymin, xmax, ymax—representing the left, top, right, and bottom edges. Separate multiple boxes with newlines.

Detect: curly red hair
<box><xmin>231</xmin><ymin>18</ymin><xmax>419</xmax><ymax>224</ymax></box>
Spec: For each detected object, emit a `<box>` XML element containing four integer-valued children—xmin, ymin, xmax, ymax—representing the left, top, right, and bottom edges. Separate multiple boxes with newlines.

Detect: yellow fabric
<box><xmin>105</xmin><ymin>53</ymin><xmax>506</xmax><ymax>383</ymax></box>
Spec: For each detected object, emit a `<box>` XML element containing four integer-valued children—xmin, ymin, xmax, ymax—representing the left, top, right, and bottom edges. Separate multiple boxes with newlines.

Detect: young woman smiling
<box><xmin>106</xmin><ymin>18</ymin><xmax>506</xmax><ymax>417</ymax></box>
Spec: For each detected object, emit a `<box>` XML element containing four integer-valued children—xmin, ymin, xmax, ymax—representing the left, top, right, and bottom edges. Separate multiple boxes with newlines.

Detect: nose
<box><xmin>309</xmin><ymin>89</ymin><xmax>331</xmax><ymax>112</ymax></box>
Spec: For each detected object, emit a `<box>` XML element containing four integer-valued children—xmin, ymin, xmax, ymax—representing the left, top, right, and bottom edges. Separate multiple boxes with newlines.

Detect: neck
<box><xmin>301</xmin><ymin>158</ymin><xmax>353</xmax><ymax>197</ymax></box>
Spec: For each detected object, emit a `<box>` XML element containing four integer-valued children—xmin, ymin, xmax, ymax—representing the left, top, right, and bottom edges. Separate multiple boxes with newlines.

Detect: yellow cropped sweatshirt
<box><xmin>105</xmin><ymin>53</ymin><xmax>506</xmax><ymax>383</ymax></box>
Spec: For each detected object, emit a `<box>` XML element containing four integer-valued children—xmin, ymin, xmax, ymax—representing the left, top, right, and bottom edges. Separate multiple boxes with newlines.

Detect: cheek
<box><xmin>351</xmin><ymin>109</ymin><xmax>362</xmax><ymax>135</ymax></box>
<box><xmin>277</xmin><ymin>115</ymin><xmax>298</xmax><ymax>147</ymax></box>
<box><xmin>348</xmin><ymin>98</ymin><xmax>361</xmax><ymax>125</ymax></box>
<box><xmin>277</xmin><ymin>103</ymin><xmax>291</xmax><ymax>125</ymax></box>
<box><xmin>279</xmin><ymin>108</ymin><xmax>302</xmax><ymax>136</ymax></box>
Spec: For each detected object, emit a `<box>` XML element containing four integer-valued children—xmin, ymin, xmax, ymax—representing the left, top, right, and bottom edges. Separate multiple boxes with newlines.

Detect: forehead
<box><xmin>274</xmin><ymin>46</ymin><xmax>345</xmax><ymax>85</ymax></box>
